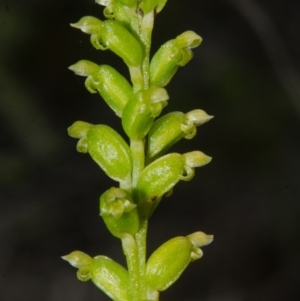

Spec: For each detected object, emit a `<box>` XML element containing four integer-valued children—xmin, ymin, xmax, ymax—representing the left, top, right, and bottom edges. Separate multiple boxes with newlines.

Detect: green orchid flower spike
<box><xmin>64</xmin><ymin>1</ymin><xmax>214</xmax><ymax>301</ymax></box>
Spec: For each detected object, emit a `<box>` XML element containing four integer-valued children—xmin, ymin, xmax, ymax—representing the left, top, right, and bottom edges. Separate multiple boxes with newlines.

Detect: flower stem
<box><xmin>140</xmin><ymin>11</ymin><xmax>154</xmax><ymax>90</ymax></box>
<box><xmin>124</xmin><ymin>7</ymin><xmax>155</xmax><ymax>301</ymax></box>
<box><xmin>130</xmin><ymin>138</ymin><xmax>145</xmax><ymax>190</ymax></box>
<box><xmin>135</xmin><ymin>219</ymin><xmax>148</xmax><ymax>301</ymax></box>
<box><xmin>121</xmin><ymin>234</ymin><xmax>140</xmax><ymax>301</ymax></box>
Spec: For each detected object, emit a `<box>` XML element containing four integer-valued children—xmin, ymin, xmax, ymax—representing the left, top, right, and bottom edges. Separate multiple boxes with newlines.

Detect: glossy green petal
<box><xmin>150</xmin><ymin>31</ymin><xmax>202</xmax><ymax>87</ymax></box>
<box><xmin>69</xmin><ymin>61</ymin><xmax>133</xmax><ymax>117</ymax></box>
<box><xmin>145</xmin><ymin>236</ymin><xmax>192</xmax><ymax>291</ymax></box>
<box><xmin>137</xmin><ymin>153</ymin><xmax>185</xmax><ymax>203</ymax></box>
<box><xmin>91</xmin><ymin>256</ymin><xmax>131</xmax><ymax>301</ymax></box>
<box><xmin>87</xmin><ymin>125</ymin><xmax>132</xmax><ymax>187</ymax></box>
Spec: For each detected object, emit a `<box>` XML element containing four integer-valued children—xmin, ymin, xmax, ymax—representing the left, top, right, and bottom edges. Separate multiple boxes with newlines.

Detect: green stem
<box><xmin>129</xmin><ymin>9</ymin><xmax>154</xmax><ymax>189</ymax></box>
<box><xmin>135</xmin><ymin>218</ymin><xmax>148</xmax><ymax>301</ymax></box>
<box><xmin>129</xmin><ymin>66</ymin><xmax>144</xmax><ymax>92</ymax></box>
<box><xmin>121</xmin><ymin>234</ymin><xmax>140</xmax><ymax>301</ymax></box>
<box><xmin>123</xmin><ymin>6</ymin><xmax>155</xmax><ymax>301</ymax></box>
<box><xmin>140</xmin><ymin>11</ymin><xmax>154</xmax><ymax>90</ymax></box>
<box><xmin>130</xmin><ymin>138</ymin><xmax>145</xmax><ymax>190</ymax></box>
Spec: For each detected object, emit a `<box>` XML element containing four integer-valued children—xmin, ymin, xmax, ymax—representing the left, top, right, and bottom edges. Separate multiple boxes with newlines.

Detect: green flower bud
<box><xmin>140</xmin><ymin>0</ymin><xmax>168</xmax><ymax>14</ymax></box>
<box><xmin>91</xmin><ymin>256</ymin><xmax>131</xmax><ymax>301</ymax></box>
<box><xmin>62</xmin><ymin>251</ymin><xmax>92</xmax><ymax>282</ymax></box>
<box><xmin>97</xmin><ymin>1</ymin><xmax>138</xmax><ymax>28</ymax></box>
<box><xmin>145</xmin><ymin>232</ymin><xmax>213</xmax><ymax>291</ymax></box>
<box><xmin>63</xmin><ymin>252</ymin><xmax>131</xmax><ymax>301</ymax></box>
<box><xmin>100</xmin><ymin>187</ymin><xmax>139</xmax><ymax>238</ymax></box>
<box><xmin>112</xmin><ymin>1</ymin><xmax>139</xmax><ymax>34</ymax></box>
<box><xmin>101</xmin><ymin>20</ymin><xmax>143</xmax><ymax>66</ymax></box>
<box><xmin>137</xmin><ymin>151</ymin><xmax>211</xmax><ymax>203</ymax></box>
<box><xmin>145</xmin><ymin>236</ymin><xmax>191</xmax><ymax>291</ymax></box>
<box><xmin>69</xmin><ymin>61</ymin><xmax>133</xmax><ymax>117</ymax></box>
<box><xmin>68</xmin><ymin>123</ymin><xmax>132</xmax><ymax>185</ymax></box>
<box><xmin>96</xmin><ymin>65</ymin><xmax>134</xmax><ymax>117</ymax></box>
<box><xmin>122</xmin><ymin>87</ymin><xmax>168</xmax><ymax>140</ymax></box>
<box><xmin>150</xmin><ymin>40</ymin><xmax>180</xmax><ymax>87</ymax></box>
<box><xmin>67</xmin><ymin>121</ymin><xmax>92</xmax><ymax>153</ymax></box>
<box><xmin>71</xmin><ymin>17</ymin><xmax>143</xmax><ymax>67</ymax></box>
<box><xmin>87</xmin><ymin>125</ymin><xmax>132</xmax><ymax>187</ymax></box>
<box><xmin>147</xmin><ymin>110</ymin><xmax>213</xmax><ymax>160</ymax></box>
<box><xmin>150</xmin><ymin>31</ymin><xmax>202</xmax><ymax>87</ymax></box>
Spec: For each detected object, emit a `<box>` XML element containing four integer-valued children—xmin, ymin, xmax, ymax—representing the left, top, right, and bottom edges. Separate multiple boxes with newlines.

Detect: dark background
<box><xmin>1</xmin><ymin>0</ymin><xmax>300</xmax><ymax>300</ymax></box>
